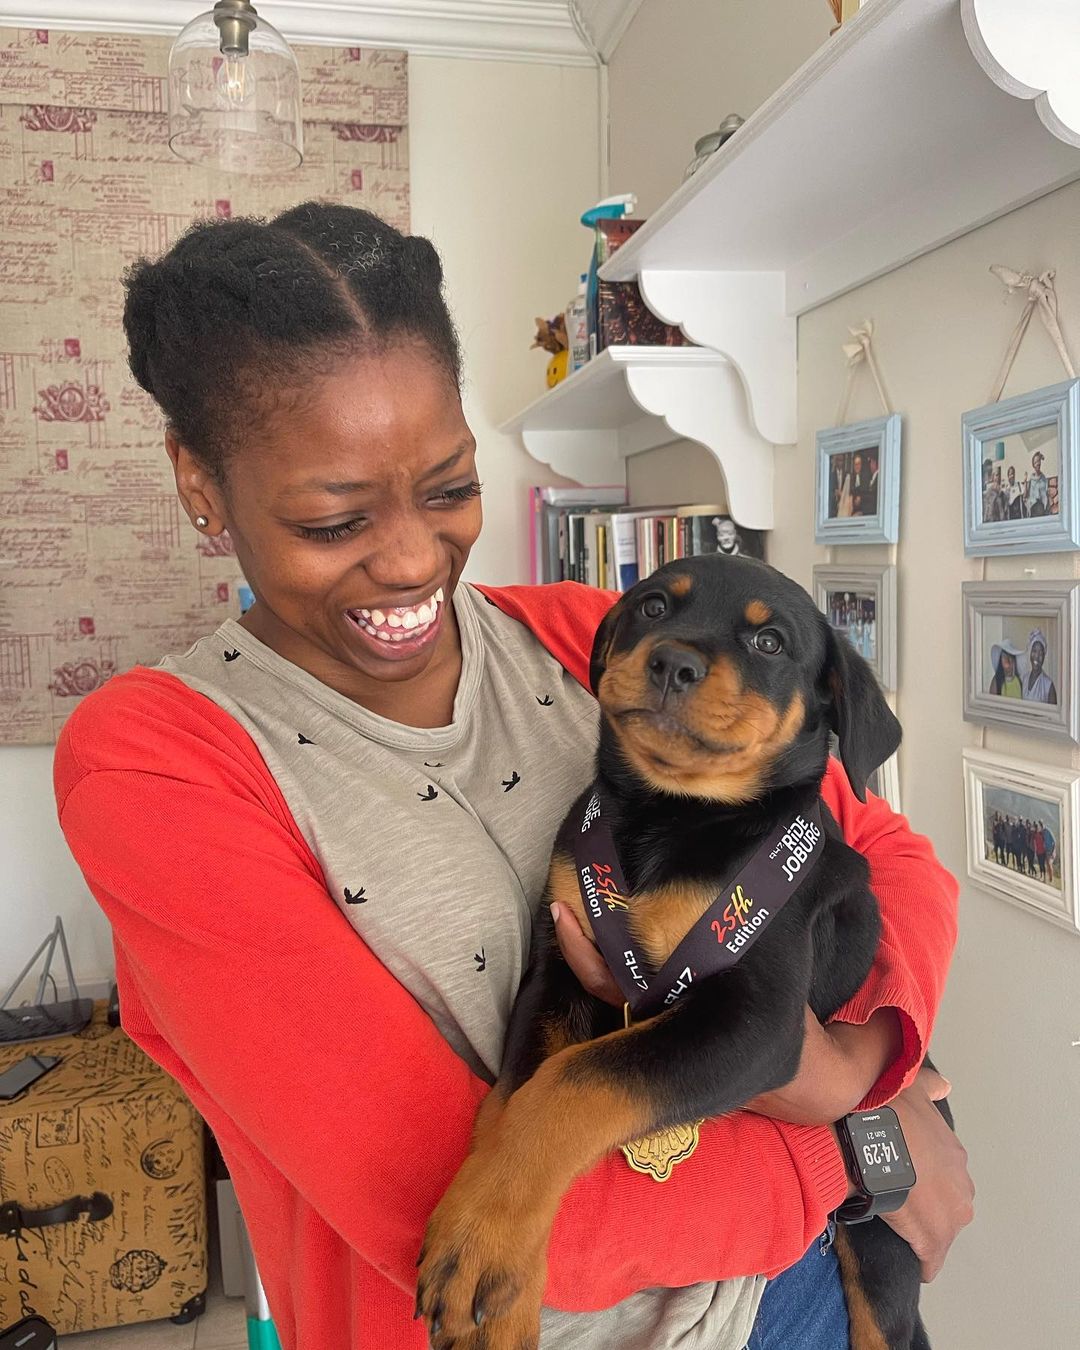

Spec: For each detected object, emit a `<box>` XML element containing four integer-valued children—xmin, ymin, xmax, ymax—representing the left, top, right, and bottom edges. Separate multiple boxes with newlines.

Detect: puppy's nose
<box><xmin>647</xmin><ymin>643</ymin><xmax>707</xmax><ymax>695</ymax></box>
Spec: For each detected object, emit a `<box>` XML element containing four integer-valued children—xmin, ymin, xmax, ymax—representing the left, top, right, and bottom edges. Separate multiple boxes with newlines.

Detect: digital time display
<box><xmin>862</xmin><ymin>1138</ymin><xmax>901</xmax><ymax>1168</ymax></box>
<box><xmin>843</xmin><ymin>1108</ymin><xmax>917</xmax><ymax>1194</ymax></box>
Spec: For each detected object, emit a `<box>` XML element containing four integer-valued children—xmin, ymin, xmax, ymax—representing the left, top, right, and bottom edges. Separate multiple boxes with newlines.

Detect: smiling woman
<box><xmin>52</xmin><ymin>202</ymin><xmax>965</xmax><ymax>1350</ymax></box>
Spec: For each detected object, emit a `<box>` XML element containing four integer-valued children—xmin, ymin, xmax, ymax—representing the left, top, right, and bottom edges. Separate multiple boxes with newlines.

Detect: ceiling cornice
<box><xmin>573</xmin><ymin>0</ymin><xmax>645</xmax><ymax>61</ymax></box>
<box><xmin>0</xmin><ymin>0</ymin><xmax>619</xmax><ymax>66</ymax></box>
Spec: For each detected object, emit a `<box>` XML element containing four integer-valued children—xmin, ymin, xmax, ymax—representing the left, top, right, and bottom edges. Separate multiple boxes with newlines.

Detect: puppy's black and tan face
<box><xmin>590</xmin><ymin>555</ymin><xmax>899</xmax><ymax>804</ymax></box>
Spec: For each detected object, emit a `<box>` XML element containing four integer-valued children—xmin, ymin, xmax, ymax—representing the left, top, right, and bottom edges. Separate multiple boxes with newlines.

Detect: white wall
<box><xmin>609</xmin><ymin>0</ymin><xmax>831</xmax><ymax>213</ymax></box>
<box><xmin>787</xmin><ymin>183</ymin><xmax>1080</xmax><ymax>1350</ymax></box>
<box><xmin>410</xmin><ymin>55</ymin><xmax>600</xmax><ymax>585</ymax></box>
<box><xmin>0</xmin><ymin>52</ymin><xmax>599</xmax><ymax>994</ymax></box>
<box><xmin>608</xmin><ymin>4</ymin><xmax>1080</xmax><ymax>1346</ymax></box>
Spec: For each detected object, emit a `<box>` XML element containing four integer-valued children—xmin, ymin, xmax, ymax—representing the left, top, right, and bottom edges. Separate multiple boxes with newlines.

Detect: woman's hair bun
<box><xmin>401</xmin><ymin>234</ymin><xmax>444</xmax><ymax>291</ymax></box>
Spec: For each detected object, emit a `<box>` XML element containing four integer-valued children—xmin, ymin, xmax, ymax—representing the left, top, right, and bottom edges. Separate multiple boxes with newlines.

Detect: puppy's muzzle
<box><xmin>647</xmin><ymin>642</ymin><xmax>708</xmax><ymax>701</ymax></box>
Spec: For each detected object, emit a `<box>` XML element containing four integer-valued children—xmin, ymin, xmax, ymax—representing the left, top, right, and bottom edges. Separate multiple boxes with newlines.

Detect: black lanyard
<box><xmin>572</xmin><ymin>787</ymin><xmax>826</xmax><ymax>1019</ymax></box>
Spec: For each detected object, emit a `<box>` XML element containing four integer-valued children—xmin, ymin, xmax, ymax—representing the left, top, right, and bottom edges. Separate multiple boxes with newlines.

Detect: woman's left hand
<box><xmin>884</xmin><ymin>1066</ymin><xmax>975</xmax><ymax>1281</ymax></box>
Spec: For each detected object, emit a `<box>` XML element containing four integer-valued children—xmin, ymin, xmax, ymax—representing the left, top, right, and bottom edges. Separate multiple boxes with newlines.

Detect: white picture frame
<box><xmin>963</xmin><ymin>748</ymin><xmax>1080</xmax><ymax>935</ymax></box>
<box><xmin>813</xmin><ymin>563</ymin><xmax>897</xmax><ymax>690</ymax></box>
<box><xmin>962</xmin><ymin>580</ymin><xmax>1079</xmax><ymax>742</ymax></box>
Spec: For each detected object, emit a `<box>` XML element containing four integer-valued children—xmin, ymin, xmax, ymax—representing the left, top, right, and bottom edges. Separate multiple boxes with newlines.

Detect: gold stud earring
<box><xmin>195</xmin><ymin>515</ymin><xmax>209</xmax><ymax>529</ymax></box>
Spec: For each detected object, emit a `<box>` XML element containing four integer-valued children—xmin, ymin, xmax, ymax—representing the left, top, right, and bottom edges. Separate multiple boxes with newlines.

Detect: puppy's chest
<box><xmin>626</xmin><ymin>879</ymin><xmax>721</xmax><ymax>969</ymax></box>
<box><xmin>550</xmin><ymin>855</ymin><xmax>718</xmax><ymax>970</ymax></box>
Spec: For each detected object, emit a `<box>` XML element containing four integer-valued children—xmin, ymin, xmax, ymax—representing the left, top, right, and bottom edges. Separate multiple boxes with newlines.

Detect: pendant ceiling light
<box><xmin>168</xmin><ymin>0</ymin><xmax>303</xmax><ymax>174</ymax></box>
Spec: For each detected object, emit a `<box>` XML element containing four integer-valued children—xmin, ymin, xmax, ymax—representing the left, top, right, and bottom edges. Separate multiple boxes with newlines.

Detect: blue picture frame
<box><xmin>814</xmin><ymin>413</ymin><xmax>901</xmax><ymax>545</ymax></box>
<box><xmin>962</xmin><ymin>378</ymin><xmax>1080</xmax><ymax>556</ymax></box>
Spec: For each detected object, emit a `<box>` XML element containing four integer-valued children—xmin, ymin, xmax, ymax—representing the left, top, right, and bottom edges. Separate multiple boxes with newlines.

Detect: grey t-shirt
<box><xmin>157</xmin><ymin>582</ymin><xmax>764</xmax><ymax>1349</ymax></box>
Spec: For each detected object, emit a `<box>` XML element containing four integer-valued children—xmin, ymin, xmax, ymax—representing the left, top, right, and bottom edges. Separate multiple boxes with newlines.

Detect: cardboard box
<box><xmin>0</xmin><ymin>1002</ymin><xmax>207</xmax><ymax>1334</ymax></box>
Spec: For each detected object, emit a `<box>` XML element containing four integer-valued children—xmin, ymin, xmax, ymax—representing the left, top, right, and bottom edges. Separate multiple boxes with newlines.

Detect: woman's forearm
<box><xmin>745</xmin><ymin>1006</ymin><xmax>903</xmax><ymax>1125</ymax></box>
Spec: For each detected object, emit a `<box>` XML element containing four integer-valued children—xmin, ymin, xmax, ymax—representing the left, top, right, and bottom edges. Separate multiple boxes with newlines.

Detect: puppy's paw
<box><xmin>417</xmin><ymin>1161</ymin><xmax>547</xmax><ymax>1350</ymax></box>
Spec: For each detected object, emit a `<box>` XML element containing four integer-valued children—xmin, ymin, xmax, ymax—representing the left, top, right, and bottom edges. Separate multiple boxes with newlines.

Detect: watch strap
<box><xmin>835</xmin><ymin>1186</ymin><xmax>910</xmax><ymax>1224</ymax></box>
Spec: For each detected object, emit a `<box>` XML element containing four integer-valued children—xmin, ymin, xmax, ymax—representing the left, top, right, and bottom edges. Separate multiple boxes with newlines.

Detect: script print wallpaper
<box><xmin>0</xmin><ymin>27</ymin><xmax>409</xmax><ymax>743</ymax></box>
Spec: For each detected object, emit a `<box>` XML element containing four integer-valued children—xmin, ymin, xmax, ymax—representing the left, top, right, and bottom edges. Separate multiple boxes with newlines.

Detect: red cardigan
<box><xmin>53</xmin><ymin>582</ymin><xmax>957</xmax><ymax>1350</ymax></box>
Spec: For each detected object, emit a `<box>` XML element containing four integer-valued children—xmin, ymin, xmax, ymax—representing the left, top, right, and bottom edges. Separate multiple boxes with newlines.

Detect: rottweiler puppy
<box><xmin>418</xmin><ymin>554</ymin><xmax>942</xmax><ymax>1350</ymax></box>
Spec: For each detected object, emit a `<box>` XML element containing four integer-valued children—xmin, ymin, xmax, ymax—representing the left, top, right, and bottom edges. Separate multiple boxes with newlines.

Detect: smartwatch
<box><xmin>834</xmin><ymin>1105</ymin><xmax>917</xmax><ymax>1223</ymax></box>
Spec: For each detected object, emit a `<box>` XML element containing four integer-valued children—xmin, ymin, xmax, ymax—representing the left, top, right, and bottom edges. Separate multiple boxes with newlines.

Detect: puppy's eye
<box><xmin>640</xmin><ymin>594</ymin><xmax>668</xmax><ymax>620</ymax></box>
<box><xmin>753</xmin><ymin>628</ymin><xmax>783</xmax><ymax>655</ymax></box>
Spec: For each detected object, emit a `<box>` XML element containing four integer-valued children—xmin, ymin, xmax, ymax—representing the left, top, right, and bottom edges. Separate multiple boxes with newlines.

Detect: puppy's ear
<box><xmin>822</xmin><ymin>624</ymin><xmax>901</xmax><ymax>801</ymax></box>
<box><xmin>589</xmin><ymin>598</ymin><xmax>625</xmax><ymax>695</ymax></box>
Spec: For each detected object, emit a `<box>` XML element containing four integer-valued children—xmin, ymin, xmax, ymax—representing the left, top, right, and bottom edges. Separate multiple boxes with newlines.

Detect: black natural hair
<box><xmin>122</xmin><ymin>201</ymin><xmax>461</xmax><ymax>479</ymax></box>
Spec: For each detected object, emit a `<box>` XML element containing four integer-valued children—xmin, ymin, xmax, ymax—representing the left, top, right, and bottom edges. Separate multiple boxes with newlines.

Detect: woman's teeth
<box><xmin>350</xmin><ymin>588</ymin><xmax>444</xmax><ymax>643</ymax></box>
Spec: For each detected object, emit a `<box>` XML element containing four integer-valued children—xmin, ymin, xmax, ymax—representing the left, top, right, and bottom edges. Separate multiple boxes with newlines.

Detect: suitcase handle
<box><xmin>0</xmin><ymin>1191</ymin><xmax>113</xmax><ymax>1237</ymax></box>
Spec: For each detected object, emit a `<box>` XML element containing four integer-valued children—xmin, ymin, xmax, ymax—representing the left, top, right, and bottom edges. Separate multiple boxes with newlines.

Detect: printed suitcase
<box><xmin>0</xmin><ymin>1001</ymin><xmax>207</xmax><ymax>1334</ymax></box>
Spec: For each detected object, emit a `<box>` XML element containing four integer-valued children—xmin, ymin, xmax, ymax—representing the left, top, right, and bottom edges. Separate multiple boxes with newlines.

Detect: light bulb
<box><xmin>216</xmin><ymin>52</ymin><xmax>252</xmax><ymax>108</ymax></box>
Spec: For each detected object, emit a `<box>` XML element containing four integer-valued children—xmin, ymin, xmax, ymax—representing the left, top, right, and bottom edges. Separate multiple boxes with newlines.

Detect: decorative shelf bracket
<box><xmin>622</xmin><ymin>358</ymin><xmax>775</xmax><ymax>530</ymax></box>
<box><xmin>517</xmin><ymin>426</ymin><xmax>624</xmax><ymax>488</ymax></box>
<box><xmin>637</xmin><ymin>270</ymin><xmax>797</xmax><ymax>448</ymax></box>
<box><xmin>506</xmin><ymin>348</ymin><xmax>776</xmax><ymax>530</ymax></box>
<box><xmin>507</xmin><ymin>348</ymin><xmax>777</xmax><ymax>526</ymax></box>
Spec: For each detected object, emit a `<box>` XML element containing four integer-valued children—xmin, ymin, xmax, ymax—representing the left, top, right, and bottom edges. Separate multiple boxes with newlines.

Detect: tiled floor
<box><xmin>59</xmin><ymin>1261</ymin><xmax>248</xmax><ymax>1349</ymax></box>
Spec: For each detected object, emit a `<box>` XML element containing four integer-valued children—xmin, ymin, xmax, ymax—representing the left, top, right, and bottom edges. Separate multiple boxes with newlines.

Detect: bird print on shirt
<box><xmin>536</xmin><ymin>694</ymin><xmax>553</xmax><ymax>706</ymax></box>
<box><xmin>501</xmin><ymin>771</ymin><xmax>521</xmax><ymax>792</ymax></box>
<box><xmin>418</xmin><ymin>784</ymin><xmax>439</xmax><ymax>801</ymax></box>
<box><xmin>223</xmin><ymin>649</ymin><xmax>241</xmax><ymax>662</ymax></box>
<box><xmin>297</xmin><ymin>733</ymin><xmax>315</xmax><ymax>745</ymax></box>
<box><xmin>424</xmin><ymin>761</ymin><xmax>444</xmax><ymax>769</ymax></box>
<box><xmin>474</xmin><ymin>948</ymin><xmax>487</xmax><ymax>972</ymax></box>
<box><xmin>344</xmin><ymin>886</ymin><xmax>367</xmax><ymax>905</ymax></box>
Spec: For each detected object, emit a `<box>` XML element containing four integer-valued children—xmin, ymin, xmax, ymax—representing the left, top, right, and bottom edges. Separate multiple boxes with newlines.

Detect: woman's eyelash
<box><xmin>434</xmin><ymin>480</ymin><xmax>483</xmax><ymax>504</ymax></box>
<box><xmin>295</xmin><ymin>482</ymin><xmax>481</xmax><ymax>542</ymax></box>
<box><xmin>297</xmin><ymin>518</ymin><xmax>367</xmax><ymax>542</ymax></box>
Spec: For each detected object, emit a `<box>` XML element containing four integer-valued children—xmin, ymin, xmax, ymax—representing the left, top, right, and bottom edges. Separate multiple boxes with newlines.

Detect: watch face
<box><xmin>843</xmin><ymin>1106</ymin><xmax>917</xmax><ymax>1195</ymax></box>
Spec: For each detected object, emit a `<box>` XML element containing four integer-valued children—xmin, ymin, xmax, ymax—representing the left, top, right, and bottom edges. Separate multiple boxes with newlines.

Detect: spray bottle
<box><xmin>580</xmin><ymin>193</ymin><xmax>637</xmax><ymax>358</ymax></box>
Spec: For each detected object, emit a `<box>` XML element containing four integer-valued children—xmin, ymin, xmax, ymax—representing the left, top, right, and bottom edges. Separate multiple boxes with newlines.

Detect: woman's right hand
<box><xmin>550</xmin><ymin>902</ymin><xmax>623</xmax><ymax>1005</ymax></box>
<box><xmin>884</xmin><ymin>1066</ymin><xmax>975</xmax><ymax>1281</ymax></box>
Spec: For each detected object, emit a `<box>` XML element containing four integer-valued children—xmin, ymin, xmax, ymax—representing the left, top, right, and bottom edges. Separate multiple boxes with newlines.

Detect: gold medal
<box><xmin>621</xmin><ymin>1120</ymin><xmax>704</xmax><ymax>1181</ymax></box>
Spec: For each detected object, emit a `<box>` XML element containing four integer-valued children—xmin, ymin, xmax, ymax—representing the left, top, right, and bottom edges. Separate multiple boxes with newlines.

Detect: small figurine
<box><xmin>532</xmin><ymin>314</ymin><xmax>569</xmax><ymax>388</ymax></box>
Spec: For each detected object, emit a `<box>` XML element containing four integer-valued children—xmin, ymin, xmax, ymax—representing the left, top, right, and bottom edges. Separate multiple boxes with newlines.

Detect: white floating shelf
<box><xmin>504</xmin><ymin>0</ymin><xmax>1080</xmax><ymax>523</ymax></box>
<box><xmin>600</xmin><ymin>0</ymin><xmax>1080</xmax><ymax>322</ymax></box>
<box><xmin>500</xmin><ymin>347</ymin><xmax>775</xmax><ymax>530</ymax></box>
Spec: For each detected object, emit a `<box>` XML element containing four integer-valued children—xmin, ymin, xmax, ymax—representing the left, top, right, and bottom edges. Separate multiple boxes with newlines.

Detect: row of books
<box><xmin>529</xmin><ymin>486</ymin><xmax>767</xmax><ymax>590</ymax></box>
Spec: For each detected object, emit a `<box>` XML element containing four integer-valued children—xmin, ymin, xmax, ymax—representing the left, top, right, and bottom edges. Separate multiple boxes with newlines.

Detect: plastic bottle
<box><xmin>565</xmin><ymin>274</ymin><xmax>589</xmax><ymax>373</ymax></box>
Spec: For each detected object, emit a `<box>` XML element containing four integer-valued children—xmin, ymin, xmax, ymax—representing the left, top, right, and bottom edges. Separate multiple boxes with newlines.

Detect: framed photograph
<box><xmin>963</xmin><ymin>749</ymin><xmax>1079</xmax><ymax>934</ymax></box>
<box><xmin>962</xmin><ymin>377</ymin><xmax>1080</xmax><ymax>555</ymax></box>
<box><xmin>962</xmin><ymin>581</ymin><xmax>1079</xmax><ymax>741</ymax></box>
<box><xmin>813</xmin><ymin>564</ymin><xmax>897</xmax><ymax>690</ymax></box>
<box><xmin>815</xmin><ymin>413</ymin><xmax>901</xmax><ymax>545</ymax></box>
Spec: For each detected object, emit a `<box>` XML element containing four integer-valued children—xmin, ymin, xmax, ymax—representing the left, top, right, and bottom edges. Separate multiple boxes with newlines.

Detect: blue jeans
<box><xmin>745</xmin><ymin>1223</ymin><xmax>851</xmax><ymax>1350</ymax></box>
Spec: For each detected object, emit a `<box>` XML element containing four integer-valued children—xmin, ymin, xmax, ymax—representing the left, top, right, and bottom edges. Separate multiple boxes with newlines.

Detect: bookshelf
<box><xmin>500</xmin><ymin>347</ymin><xmax>774</xmax><ymax>531</ymax></box>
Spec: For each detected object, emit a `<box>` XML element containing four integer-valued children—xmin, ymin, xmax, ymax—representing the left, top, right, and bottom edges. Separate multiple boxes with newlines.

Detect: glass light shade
<box><xmin>168</xmin><ymin>3</ymin><xmax>303</xmax><ymax>174</ymax></box>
